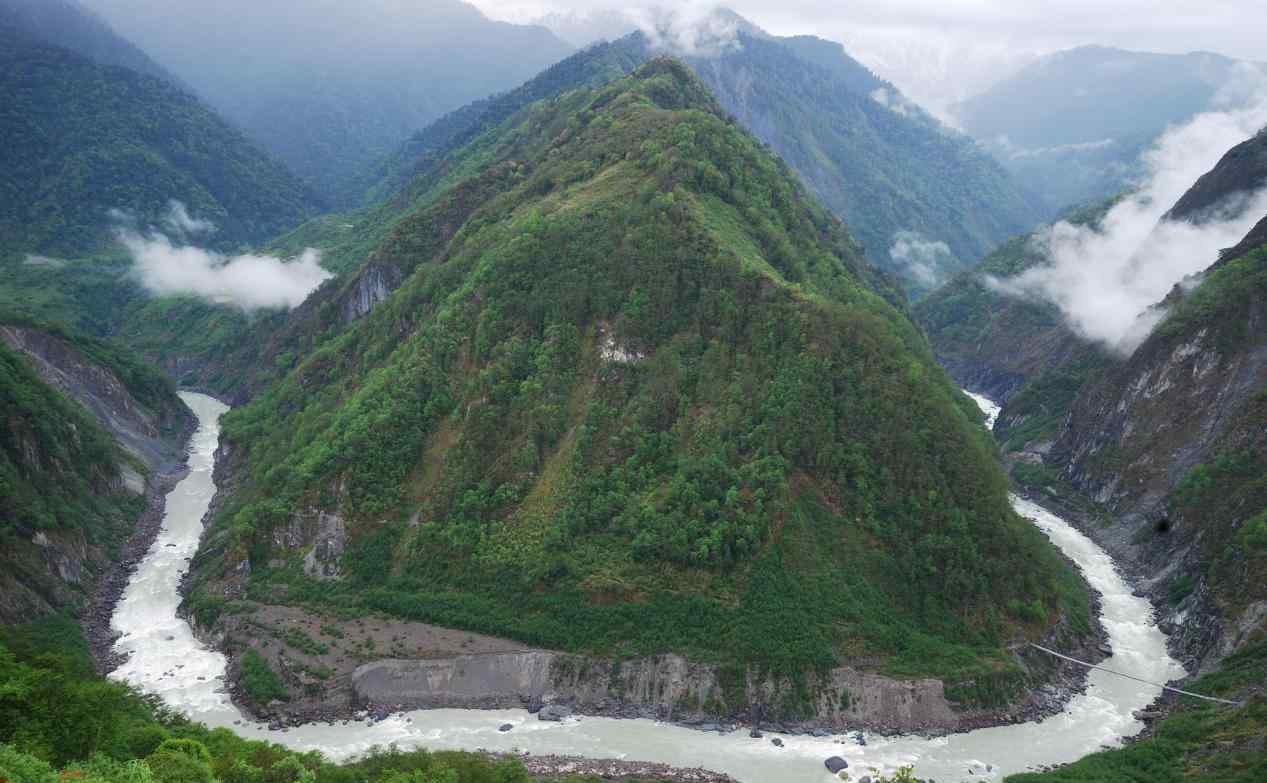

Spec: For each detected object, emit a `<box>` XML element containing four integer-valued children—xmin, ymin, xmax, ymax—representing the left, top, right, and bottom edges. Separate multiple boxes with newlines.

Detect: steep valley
<box><xmin>3</xmin><ymin>7</ymin><xmax>1266</xmax><ymax>782</ymax></box>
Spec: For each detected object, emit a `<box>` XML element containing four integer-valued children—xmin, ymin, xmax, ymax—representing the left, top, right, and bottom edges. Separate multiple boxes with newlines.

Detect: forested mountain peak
<box><xmin>183</xmin><ymin>58</ymin><xmax>1086</xmax><ymax>725</ymax></box>
<box><xmin>362</xmin><ymin>13</ymin><xmax>1045</xmax><ymax>294</ymax></box>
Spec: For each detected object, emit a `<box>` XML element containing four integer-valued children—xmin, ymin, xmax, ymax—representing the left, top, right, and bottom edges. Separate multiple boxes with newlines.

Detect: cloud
<box><xmin>627</xmin><ymin>3</ymin><xmax>742</xmax><ymax>57</ymax></box>
<box><xmin>870</xmin><ymin>87</ymin><xmax>913</xmax><ymax>117</ymax></box>
<box><xmin>116</xmin><ymin>205</ymin><xmax>331</xmax><ymax>310</ymax></box>
<box><xmin>890</xmin><ymin>231</ymin><xmax>955</xmax><ymax>287</ymax></box>
<box><xmin>162</xmin><ymin>200</ymin><xmax>216</xmax><ymax>237</ymax></box>
<box><xmin>472</xmin><ymin>1</ymin><xmax>1267</xmax><ymax>123</ymax></box>
<box><xmin>987</xmin><ymin>70</ymin><xmax>1267</xmax><ymax>355</ymax></box>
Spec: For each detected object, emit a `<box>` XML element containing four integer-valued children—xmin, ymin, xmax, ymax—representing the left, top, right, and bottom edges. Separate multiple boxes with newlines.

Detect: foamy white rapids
<box><xmin>110</xmin><ymin>392</ymin><xmax>1183</xmax><ymax>782</ymax></box>
<box><xmin>965</xmin><ymin>391</ymin><xmax>1001</xmax><ymax>430</ymax></box>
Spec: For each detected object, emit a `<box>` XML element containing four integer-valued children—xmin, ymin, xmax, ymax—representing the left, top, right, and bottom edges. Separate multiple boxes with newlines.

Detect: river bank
<box><xmin>108</xmin><ymin>392</ymin><xmax>1183</xmax><ymax>783</ymax></box>
<box><xmin>83</xmin><ymin>411</ymin><xmax>197</xmax><ymax>674</ymax></box>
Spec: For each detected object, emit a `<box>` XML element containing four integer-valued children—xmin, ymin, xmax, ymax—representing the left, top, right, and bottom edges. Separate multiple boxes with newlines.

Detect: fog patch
<box><xmin>115</xmin><ymin>203</ymin><xmax>329</xmax><ymax>311</ymax></box>
<box><xmin>890</xmin><ymin>231</ymin><xmax>955</xmax><ymax>287</ymax></box>
<box><xmin>163</xmin><ymin>200</ymin><xmax>216</xmax><ymax>238</ymax></box>
<box><xmin>987</xmin><ymin>73</ymin><xmax>1267</xmax><ymax>356</ymax></box>
<box><xmin>871</xmin><ymin>87</ymin><xmax>914</xmax><ymax>117</ymax></box>
<box><xmin>629</xmin><ymin>3</ymin><xmax>741</xmax><ymax>57</ymax></box>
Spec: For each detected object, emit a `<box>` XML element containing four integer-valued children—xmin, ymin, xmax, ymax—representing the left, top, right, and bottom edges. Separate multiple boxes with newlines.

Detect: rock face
<box><xmin>1049</xmin><ymin>252</ymin><xmax>1267</xmax><ymax>670</ymax></box>
<box><xmin>0</xmin><ymin>326</ymin><xmax>187</xmax><ymax>471</ymax></box>
<box><xmin>351</xmin><ymin>651</ymin><xmax>961</xmax><ymax>732</ymax></box>
<box><xmin>0</xmin><ymin>325</ymin><xmax>192</xmax><ymax>625</ymax></box>
<box><xmin>341</xmin><ymin>263</ymin><xmax>402</xmax><ymax>323</ymax></box>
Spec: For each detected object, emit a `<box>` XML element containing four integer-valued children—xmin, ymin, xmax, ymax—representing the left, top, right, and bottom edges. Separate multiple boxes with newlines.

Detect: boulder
<box><xmin>771</xmin><ymin>738</ymin><xmax>784</xmax><ymax>748</ymax></box>
<box><xmin>498</xmin><ymin>723</ymin><xmax>513</xmax><ymax>732</ymax></box>
<box><xmin>537</xmin><ymin>703</ymin><xmax>572</xmax><ymax>722</ymax></box>
<box><xmin>825</xmin><ymin>757</ymin><xmax>849</xmax><ymax>774</ymax></box>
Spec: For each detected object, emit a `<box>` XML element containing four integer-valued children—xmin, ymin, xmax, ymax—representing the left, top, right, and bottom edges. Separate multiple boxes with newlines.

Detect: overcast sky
<box><xmin>470</xmin><ymin>0</ymin><xmax>1266</xmax><ymax>115</ymax></box>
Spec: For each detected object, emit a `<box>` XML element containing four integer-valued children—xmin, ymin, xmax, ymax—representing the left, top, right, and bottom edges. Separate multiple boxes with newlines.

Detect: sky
<box><xmin>469</xmin><ymin>0</ymin><xmax>1267</xmax><ymax>116</ymax></box>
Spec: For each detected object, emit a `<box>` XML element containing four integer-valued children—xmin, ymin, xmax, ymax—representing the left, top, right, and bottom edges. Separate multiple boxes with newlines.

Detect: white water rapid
<box><xmin>109</xmin><ymin>391</ymin><xmax>1183</xmax><ymax>783</ymax></box>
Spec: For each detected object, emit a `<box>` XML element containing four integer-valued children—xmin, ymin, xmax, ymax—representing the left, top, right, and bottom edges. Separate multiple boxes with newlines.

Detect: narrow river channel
<box><xmin>109</xmin><ymin>391</ymin><xmax>1184</xmax><ymax>783</ymax></box>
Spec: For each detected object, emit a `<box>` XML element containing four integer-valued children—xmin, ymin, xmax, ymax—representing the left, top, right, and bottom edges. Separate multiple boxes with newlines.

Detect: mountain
<box><xmin>0</xmin><ymin>314</ymin><xmax>190</xmax><ymax>624</ymax></box>
<box><xmin>182</xmin><ymin>60</ymin><xmax>1090</xmax><ymax>729</ymax></box>
<box><xmin>687</xmin><ymin>31</ymin><xmax>1045</xmax><ymax>292</ymax></box>
<box><xmin>926</xmin><ymin>131</ymin><xmax>1267</xmax><ymax>783</ymax></box>
<box><xmin>1008</xmin><ymin>217</ymin><xmax>1267</xmax><ymax>783</ymax></box>
<box><xmin>1046</xmin><ymin>133</ymin><xmax>1267</xmax><ymax>668</ymax></box>
<box><xmin>351</xmin><ymin>35</ymin><xmax>650</xmax><ymax>211</ymax></box>
<box><xmin>80</xmin><ymin>0</ymin><xmax>574</xmax><ymax>204</ymax></box>
<box><xmin>955</xmin><ymin>45</ymin><xmax>1265</xmax><ymax>211</ymax></box>
<box><xmin>0</xmin><ymin>0</ymin><xmax>179</xmax><ymax>84</ymax></box>
<box><xmin>364</xmin><ymin>20</ymin><xmax>1046</xmax><ymax>294</ymax></box>
<box><xmin>0</xmin><ymin>23</ymin><xmax>319</xmax><ymax>255</ymax></box>
<box><xmin>913</xmin><ymin>200</ymin><xmax>1116</xmax><ymax>454</ymax></box>
<box><xmin>920</xmin><ymin>128</ymin><xmax>1267</xmax><ymax>460</ymax></box>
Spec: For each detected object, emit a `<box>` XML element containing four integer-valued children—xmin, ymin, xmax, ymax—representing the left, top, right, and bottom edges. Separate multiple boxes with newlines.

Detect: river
<box><xmin>109</xmin><ymin>391</ymin><xmax>1184</xmax><ymax>782</ymax></box>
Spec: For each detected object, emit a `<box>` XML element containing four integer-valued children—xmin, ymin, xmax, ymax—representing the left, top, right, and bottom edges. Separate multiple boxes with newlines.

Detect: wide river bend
<box><xmin>109</xmin><ymin>392</ymin><xmax>1184</xmax><ymax>782</ymax></box>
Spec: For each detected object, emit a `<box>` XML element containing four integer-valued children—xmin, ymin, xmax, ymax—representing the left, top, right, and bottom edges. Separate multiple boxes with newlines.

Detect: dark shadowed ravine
<box><xmin>109</xmin><ymin>392</ymin><xmax>1183</xmax><ymax>782</ymax></box>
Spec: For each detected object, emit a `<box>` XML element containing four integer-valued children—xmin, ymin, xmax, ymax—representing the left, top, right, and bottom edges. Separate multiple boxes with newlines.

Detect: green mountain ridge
<box><xmin>0</xmin><ymin>22</ymin><xmax>320</xmax><ymax>255</ymax></box>
<box><xmin>180</xmin><ymin>60</ymin><xmax>1088</xmax><ymax>726</ymax></box>
<box><xmin>360</xmin><ymin>21</ymin><xmax>1046</xmax><ymax>294</ymax></box>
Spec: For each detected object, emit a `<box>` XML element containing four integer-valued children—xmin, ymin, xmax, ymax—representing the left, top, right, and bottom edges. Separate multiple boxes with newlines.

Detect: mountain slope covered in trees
<box><xmin>688</xmin><ymin>31</ymin><xmax>1046</xmax><ymax>291</ymax></box>
<box><xmin>183</xmin><ymin>60</ymin><xmax>1089</xmax><ymax>725</ymax></box>
<box><xmin>0</xmin><ymin>315</ymin><xmax>190</xmax><ymax>623</ymax></box>
<box><xmin>81</xmin><ymin>0</ymin><xmax>574</xmax><ymax>203</ymax></box>
<box><xmin>0</xmin><ymin>24</ymin><xmax>319</xmax><ymax>255</ymax></box>
<box><xmin>0</xmin><ymin>0</ymin><xmax>179</xmax><ymax>84</ymax></box>
<box><xmin>363</xmin><ymin>19</ymin><xmax>1045</xmax><ymax>294</ymax></box>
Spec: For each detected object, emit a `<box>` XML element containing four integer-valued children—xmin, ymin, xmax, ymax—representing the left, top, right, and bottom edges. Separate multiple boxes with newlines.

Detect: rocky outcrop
<box><xmin>1045</xmin><ymin>225</ymin><xmax>1267</xmax><ymax>672</ymax></box>
<box><xmin>0</xmin><ymin>325</ymin><xmax>187</xmax><ymax>471</ymax></box>
<box><xmin>340</xmin><ymin>263</ymin><xmax>402</xmax><ymax>323</ymax></box>
<box><xmin>346</xmin><ymin>634</ymin><xmax>1098</xmax><ymax>735</ymax></box>
<box><xmin>351</xmin><ymin>650</ymin><xmax>957</xmax><ymax>731</ymax></box>
<box><xmin>0</xmin><ymin>326</ymin><xmax>193</xmax><ymax>626</ymax></box>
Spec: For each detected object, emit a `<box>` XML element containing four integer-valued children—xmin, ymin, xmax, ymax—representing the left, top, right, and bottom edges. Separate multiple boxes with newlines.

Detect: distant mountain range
<box><xmin>79</xmin><ymin>0</ymin><xmax>576</xmax><ymax>204</ymax></box>
<box><xmin>954</xmin><ymin>45</ymin><xmax>1267</xmax><ymax>211</ymax></box>
<box><xmin>363</xmin><ymin>14</ymin><xmax>1047</xmax><ymax>292</ymax></box>
<box><xmin>0</xmin><ymin>4</ymin><xmax>320</xmax><ymax>255</ymax></box>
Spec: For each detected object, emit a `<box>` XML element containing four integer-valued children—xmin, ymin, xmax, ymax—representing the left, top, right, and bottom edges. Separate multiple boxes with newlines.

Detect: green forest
<box><xmin>0</xmin><ymin>26</ymin><xmax>318</xmax><ymax>255</ymax></box>
<box><xmin>185</xmin><ymin>60</ymin><xmax>1087</xmax><ymax>716</ymax></box>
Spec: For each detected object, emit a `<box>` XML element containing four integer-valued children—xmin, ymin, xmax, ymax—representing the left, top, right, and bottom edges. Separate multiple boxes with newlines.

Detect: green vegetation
<box><xmin>0</xmin><ymin>26</ymin><xmax>318</xmax><ymax>255</ymax></box>
<box><xmin>688</xmin><ymin>33</ymin><xmax>1046</xmax><ymax>293</ymax></box>
<box><xmin>1006</xmin><ymin>638</ymin><xmax>1267</xmax><ymax>782</ymax></box>
<box><xmin>0</xmin><ymin>617</ymin><xmax>653</xmax><ymax>783</ymax></box>
<box><xmin>0</xmin><ymin>339</ymin><xmax>134</xmax><ymax>533</ymax></box>
<box><xmin>357</xmin><ymin>34</ymin><xmax>649</xmax><ymax>208</ymax></box>
<box><xmin>186</xmin><ymin>59</ymin><xmax>1088</xmax><ymax>710</ymax></box>
<box><xmin>238</xmin><ymin>650</ymin><xmax>287</xmax><ymax>704</ymax></box>
<box><xmin>1159</xmin><ymin>246</ymin><xmax>1267</xmax><ymax>351</ymax></box>
<box><xmin>914</xmin><ymin>200</ymin><xmax>1116</xmax><ymax>455</ymax></box>
<box><xmin>363</xmin><ymin>23</ymin><xmax>1045</xmax><ymax>295</ymax></box>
